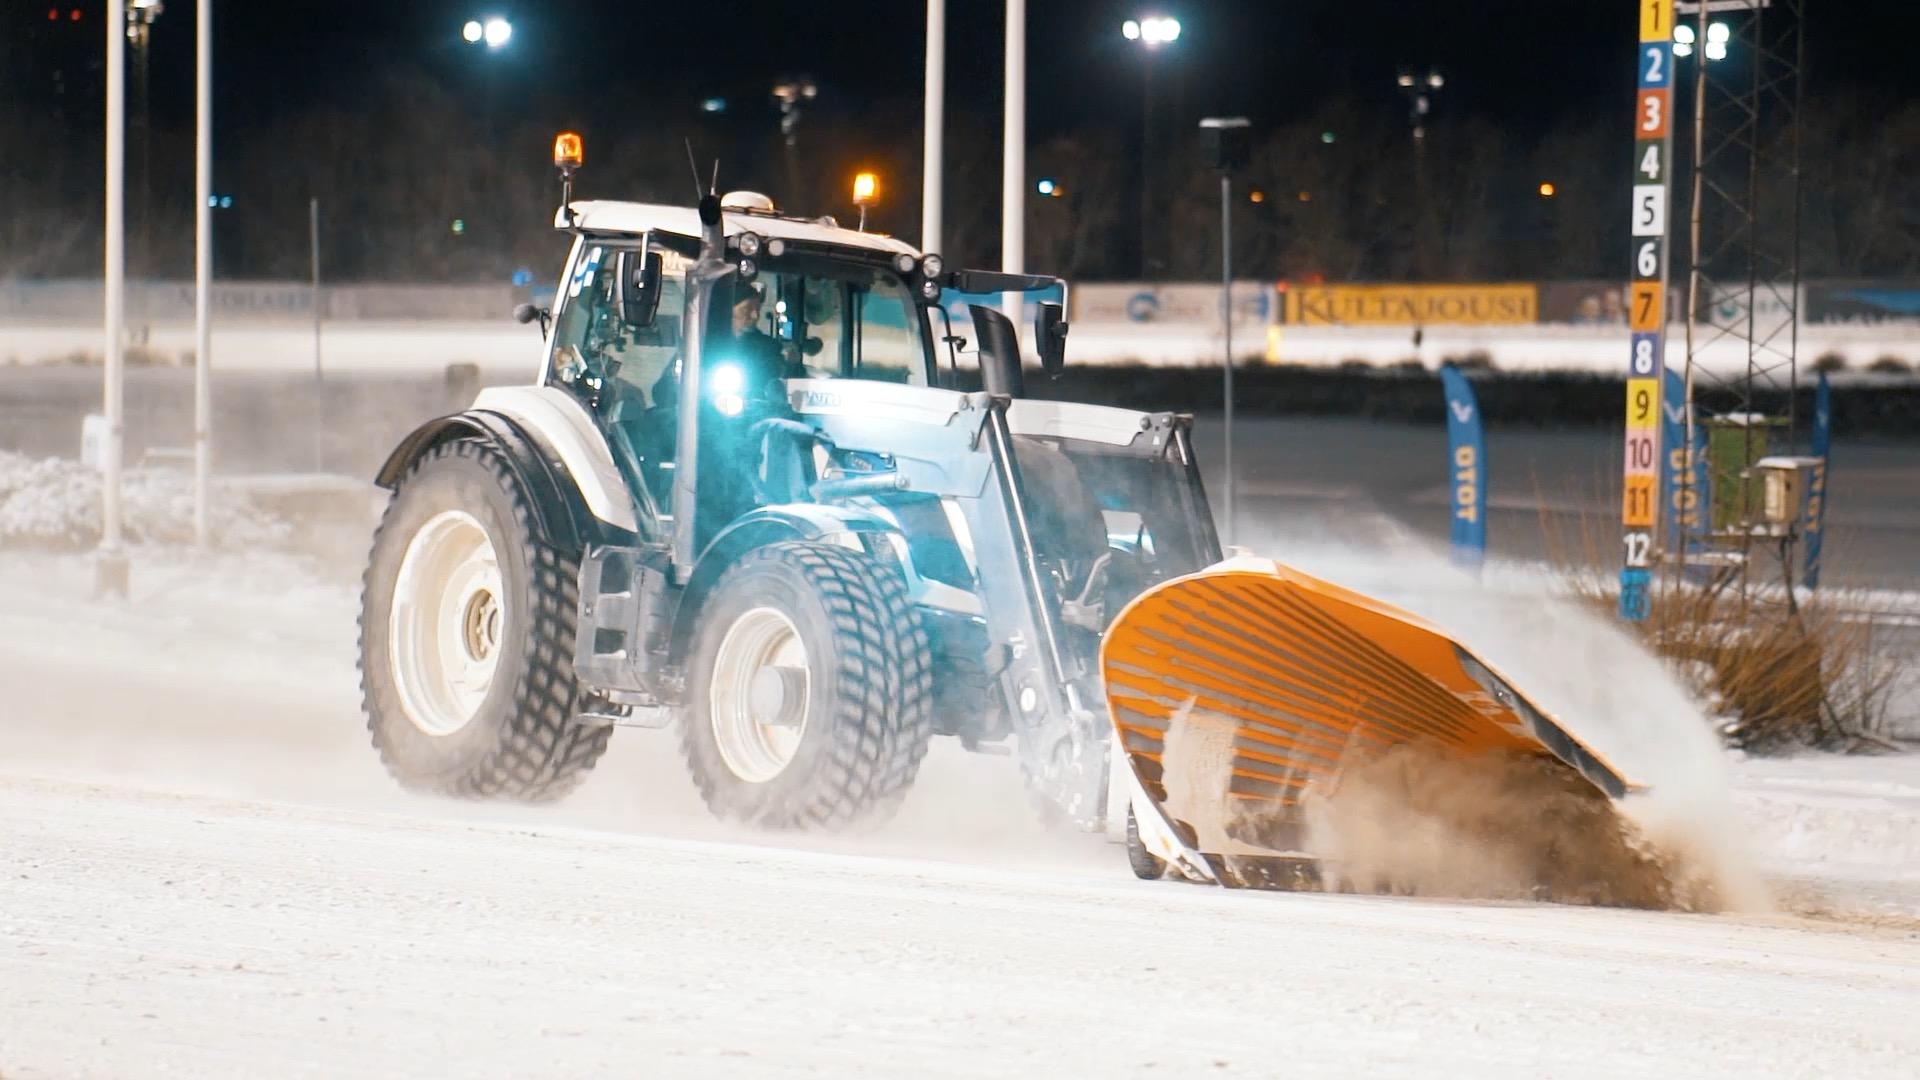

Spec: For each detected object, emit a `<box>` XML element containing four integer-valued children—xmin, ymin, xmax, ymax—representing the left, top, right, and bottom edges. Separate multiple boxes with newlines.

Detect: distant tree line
<box><xmin>5</xmin><ymin>67</ymin><xmax>1916</xmax><ymax>286</ymax></box>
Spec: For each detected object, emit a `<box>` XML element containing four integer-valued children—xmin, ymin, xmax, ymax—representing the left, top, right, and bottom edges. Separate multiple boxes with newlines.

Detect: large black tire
<box><xmin>359</xmin><ymin>439</ymin><xmax>611</xmax><ymax>800</ymax></box>
<box><xmin>681</xmin><ymin>541</ymin><xmax>933</xmax><ymax>829</ymax></box>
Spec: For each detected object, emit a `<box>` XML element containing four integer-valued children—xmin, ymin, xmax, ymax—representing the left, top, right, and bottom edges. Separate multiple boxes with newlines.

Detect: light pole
<box><xmin>100</xmin><ymin>0</ymin><xmax>129</xmax><ymax>596</ymax></box>
<box><xmin>129</xmin><ymin>0</ymin><xmax>162</xmax><ymax>340</ymax></box>
<box><xmin>1397</xmin><ymin>68</ymin><xmax>1443</xmax><ymax>281</ymax></box>
<box><xmin>1122</xmin><ymin>15</ymin><xmax>1180</xmax><ymax>279</ymax></box>
<box><xmin>773</xmin><ymin>77</ymin><xmax>818</xmax><ymax>209</ymax></box>
<box><xmin>1002</xmin><ymin>0</ymin><xmax>1025</xmax><ymax>328</ymax></box>
<box><xmin>1201</xmin><ymin>116</ymin><xmax>1250</xmax><ymax>549</ymax></box>
<box><xmin>922</xmin><ymin>0</ymin><xmax>944</xmax><ymax>254</ymax></box>
<box><xmin>193</xmin><ymin>0</ymin><xmax>212</xmax><ymax>547</ymax></box>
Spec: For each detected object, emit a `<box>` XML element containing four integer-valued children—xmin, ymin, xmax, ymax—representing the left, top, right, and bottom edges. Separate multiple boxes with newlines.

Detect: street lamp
<box><xmin>773</xmin><ymin>77</ymin><xmax>819</xmax><ymax>208</ymax></box>
<box><xmin>1398</xmin><ymin>68</ymin><xmax>1443</xmax><ymax>281</ymax></box>
<box><xmin>1123</xmin><ymin>15</ymin><xmax>1179</xmax><ymax>278</ymax></box>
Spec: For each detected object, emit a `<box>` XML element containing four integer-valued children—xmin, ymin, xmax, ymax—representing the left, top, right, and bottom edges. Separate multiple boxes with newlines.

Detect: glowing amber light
<box><xmin>852</xmin><ymin>172</ymin><xmax>880</xmax><ymax>206</ymax></box>
<box><xmin>1248</xmin><ymin>189</ymin><xmax>1266</xmax><ymax>204</ymax></box>
<box><xmin>1538</xmin><ymin>181</ymin><xmax>1557</xmax><ymax>197</ymax></box>
<box><xmin>553</xmin><ymin>132</ymin><xmax>584</xmax><ymax>170</ymax></box>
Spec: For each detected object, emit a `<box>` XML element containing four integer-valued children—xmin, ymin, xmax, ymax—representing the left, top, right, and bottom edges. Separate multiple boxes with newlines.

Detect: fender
<box><xmin>375</xmin><ymin>409</ymin><xmax>616</xmax><ymax>554</ymax></box>
<box><xmin>467</xmin><ymin>385</ymin><xmax>640</xmax><ymax>535</ymax></box>
<box><xmin>667</xmin><ymin>503</ymin><xmax>900</xmax><ymax>665</ymax></box>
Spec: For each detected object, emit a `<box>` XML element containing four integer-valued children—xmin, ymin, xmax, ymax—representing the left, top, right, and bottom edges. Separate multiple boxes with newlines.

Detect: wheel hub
<box><xmin>389</xmin><ymin>510</ymin><xmax>505</xmax><ymax>737</ymax></box>
<box><xmin>709</xmin><ymin>607</ymin><xmax>811</xmax><ymax>783</ymax></box>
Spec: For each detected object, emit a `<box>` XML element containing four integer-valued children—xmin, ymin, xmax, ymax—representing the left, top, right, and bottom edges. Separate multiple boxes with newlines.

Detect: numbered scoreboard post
<box><xmin>1620</xmin><ymin>0</ymin><xmax>1676</xmax><ymax>622</ymax></box>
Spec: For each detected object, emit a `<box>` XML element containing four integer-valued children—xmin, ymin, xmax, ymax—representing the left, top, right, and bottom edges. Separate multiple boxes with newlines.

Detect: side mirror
<box><xmin>512</xmin><ymin>302</ymin><xmax>550</xmax><ymax>334</ymax></box>
<box><xmin>968</xmin><ymin>304</ymin><xmax>1026</xmax><ymax>399</ymax></box>
<box><xmin>1034</xmin><ymin>302</ymin><xmax>1067</xmax><ymax>378</ymax></box>
<box><xmin>617</xmin><ymin>248</ymin><xmax>664</xmax><ymax>328</ymax></box>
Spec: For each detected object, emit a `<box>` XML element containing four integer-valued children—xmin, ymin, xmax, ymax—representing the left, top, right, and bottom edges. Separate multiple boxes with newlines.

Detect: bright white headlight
<box><xmin>709</xmin><ymin>363</ymin><xmax>746</xmax><ymax>396</ymax></box>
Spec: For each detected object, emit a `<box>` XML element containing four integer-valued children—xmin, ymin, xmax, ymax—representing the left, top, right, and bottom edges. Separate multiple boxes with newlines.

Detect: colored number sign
<box><xmin>1636</xmin><ymin>90</ymin><xmax>1670</xmax><ymax>138</ymax></box>
<box><xmin>1617</xmin><ymin>565</ymin><xmax>1652</xmax><ymax>620</ymax></box>
<box><xmin>1622</xmin><ymin>0</ymin><xmax>1674</xmax><ymax>622</ymax></box>
<box><xmin>1625</xmin><ymin>429</ymin><xmax>1657</xmax><ymax>472</ymax></box>
<box><xmin>1626</xmin><ymin>378</ymin><xmax>1659</xmax><ymax>428</ymax></box>
<box><xmin>1629</xmin><ymin>282</ymin><xmax>1663</xmax><ymax>330</ymax></box>
<box><xmin>1631</xmin><ymin>185</ymin><xmax>1667</xmax><ymax>236</ymax></box>
<box><xmin>1630</xmin><ymin>331</ymin><xmax>1660</xmax><ymax>375</ymax></box>
<box><xmin>1639</xmin><ymin>0</ymin><xmax>1673</xmax><ymax>41</ymax></box>
<box><xmin>1639</xmin><ymin>43</ymin><xmax>1672</xmax><ymax>88</ymax></box>
<box><xmin>1634</xmin><ymin>238</ymin><xmax>1661</xmax><ymax>280</ymax></box>
<box><xmin>1623</xmin><ymin>475</ymin><xmax>1657</xmax><ymax>526</ymax></box>
<box><xmin>1636</xmin><ymin>141</ymin><xmax>1664</xmax><ymax>183</ymax></box>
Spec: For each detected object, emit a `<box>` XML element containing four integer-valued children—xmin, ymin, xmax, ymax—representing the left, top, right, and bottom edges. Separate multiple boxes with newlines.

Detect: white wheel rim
<box><xmin>709</xmin><ymin>607</ymin><xmax>810</xmax><ymax>783</ymax></box>
<box><xmin>389</xmin><ymin>510</ymin><xmax>506</xmax><ymax>737</ymax></box>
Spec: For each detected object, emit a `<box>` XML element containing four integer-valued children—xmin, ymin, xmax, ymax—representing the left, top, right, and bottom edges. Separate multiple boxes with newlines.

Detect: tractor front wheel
<box><xmin>681</xmin><ymin>541</ymin><xmax>932</xmax><ymax>829</ymax></box>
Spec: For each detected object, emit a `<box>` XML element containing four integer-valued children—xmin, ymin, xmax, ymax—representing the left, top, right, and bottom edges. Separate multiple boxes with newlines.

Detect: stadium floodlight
<box><xmin>482</xmin><ymin>17</ymin><xmax>511</xmax><ymax>48</ymax></box>
<box><xmin>1122</xmin><ymin>16</ymin><xmax>1180</xmax><ymax>47</ymax></box>
<box><xmin>462</xmin><ymin>20</ymin><xmax>483</xmax><ymax>43</ymax></box>
<box><xmin>1674</xmin><ymin>22</ymin><xmax>1729</xmax><ymax>60</ymax></box>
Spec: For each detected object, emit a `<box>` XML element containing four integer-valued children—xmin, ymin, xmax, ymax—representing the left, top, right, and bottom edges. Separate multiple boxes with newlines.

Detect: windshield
<box><xmin>728</xmin><ymin>254</ymin><xmax>933</xmax><ymax>386</ymax></box>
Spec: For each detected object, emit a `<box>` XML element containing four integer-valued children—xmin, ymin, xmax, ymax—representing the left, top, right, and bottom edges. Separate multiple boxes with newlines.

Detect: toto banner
<box><xmin>1438</xmin><ymin>362</ymin><xmax>1488</xmax><ymax>570</ymax></box>
<box><xmin>1281</xmin><ymin>284</ymin><xmax>1536</xmax><ymax>326</ymax></box>
<box><xmin>1070</xmin><ymin>283</ymin><xmax>1273</xmax><ymax>327</ymax></box>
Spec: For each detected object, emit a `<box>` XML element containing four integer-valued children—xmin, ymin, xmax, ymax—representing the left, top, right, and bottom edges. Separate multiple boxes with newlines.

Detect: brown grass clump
<box><xmin>1536</xmin><ymin>486</ymin><xmax>1908</xmax><ymax>753</ymax></box>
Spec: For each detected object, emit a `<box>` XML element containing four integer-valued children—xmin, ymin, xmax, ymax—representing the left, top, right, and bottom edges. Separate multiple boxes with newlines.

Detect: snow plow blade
<box><xmin>1102</xmin><ymin>557</ymin><xmax>1641</xmax><ymax>887</ymax></box>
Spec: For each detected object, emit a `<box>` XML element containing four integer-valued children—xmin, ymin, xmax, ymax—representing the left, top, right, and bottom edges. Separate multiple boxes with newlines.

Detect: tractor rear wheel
<box><xmin>681</xmin><ymin>541</ymin><xmax>932</xmax><ymax>829</ymax></box>
<box><xmin>359</xmin><ymin>439</ymin><xmax>610</xmax><ymax>800</ymax></box>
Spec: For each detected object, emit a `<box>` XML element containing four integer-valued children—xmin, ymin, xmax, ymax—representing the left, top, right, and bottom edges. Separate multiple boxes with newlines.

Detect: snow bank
<box><xmin>0</xmin><ymin>451</ymin><xmax>294</xmax><ymax>551</ymax></box>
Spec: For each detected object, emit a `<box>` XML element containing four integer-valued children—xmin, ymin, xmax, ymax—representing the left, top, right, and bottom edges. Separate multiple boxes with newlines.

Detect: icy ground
<box><xmin>1</xmin><ymin>548</ymin><xmax>1917</xmax><ymax>1078</ymax></box>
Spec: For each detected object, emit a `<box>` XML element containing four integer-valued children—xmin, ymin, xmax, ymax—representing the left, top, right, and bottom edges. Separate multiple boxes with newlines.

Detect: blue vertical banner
<box><xmin>1439</xmin><ymin>362</ymin><xmax>1487</xmax><ymax>571</ymax></box>
<box><xmin>1659</xmin><ymin>367</ymin><xmax>1702</xmax><ymax>553</ymax></box>
<box><xmin>1804</xmin><ymin>372</ymin><xmax>1832</xmax><ymax>590</ymax></box>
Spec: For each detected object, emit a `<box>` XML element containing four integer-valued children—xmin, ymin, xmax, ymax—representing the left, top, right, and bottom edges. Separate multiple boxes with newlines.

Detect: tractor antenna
<box><xmin>709</xmin><ymin>159</ymin><xmax>721</xmax><ymax>196</ymax></box>
<box><xmin>683</xmin><ymin>139</ymin><xmax>704</xmax><ymax>199</ymax></box>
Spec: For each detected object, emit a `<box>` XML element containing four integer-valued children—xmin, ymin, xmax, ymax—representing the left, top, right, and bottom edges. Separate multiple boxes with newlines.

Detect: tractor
<box><xmin>360</xmin><ymin>138</ymin><xmax>1218</xmax><ymax>841</ymax></box>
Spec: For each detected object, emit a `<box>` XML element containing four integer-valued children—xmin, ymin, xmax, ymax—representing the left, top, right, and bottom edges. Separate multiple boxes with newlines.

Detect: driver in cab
<box><xmin>711</xmin><ymin>282</ymin><xmax>790</xmax><ymax>413</ymax></box>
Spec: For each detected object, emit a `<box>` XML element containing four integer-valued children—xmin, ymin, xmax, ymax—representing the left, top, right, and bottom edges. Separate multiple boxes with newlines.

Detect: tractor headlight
<box><xmin>710</xmin><ymin>363</ymin><xmax>747</xmax><ymax>418</ymax></box>
<box><xmin>737</xmin><ymin>257</ymin><xmax>758</xmax><ymax>281</ymax></box>
<box><xmin>919</xmin><ymin>277</ymin><xmax>941</xmax><ymax>301</ymax></box>
<box><xmin>766</xmin><ymin>237</ymin><xmax>787</xmax><ymax>257</ymax></box>
<box><xmin>737</xmin><ymin>231</ymin><xmax>763</xmax><ymax>258</ymax></box>
<box><xmin>894</xmin><ymin>253</ymin><xmax>917</xmax><ymax>275</ymax></box>
<box><xmin>919</xmin><ymin>253</ymin><xmax>944</xmax><ymax>278</ymax></box>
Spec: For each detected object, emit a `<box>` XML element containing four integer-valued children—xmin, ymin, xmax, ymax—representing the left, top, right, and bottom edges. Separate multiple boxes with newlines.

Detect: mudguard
<box><xmin>1101</xmin><ymin>556</ymin><xmax>1640</xmax><ymax>885</ymax></box>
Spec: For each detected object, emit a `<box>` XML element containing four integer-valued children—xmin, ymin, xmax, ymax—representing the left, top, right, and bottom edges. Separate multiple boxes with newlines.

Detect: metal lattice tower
<box><xmin>1677</xmin><ymin>0</ymin><xmax>1806</xmax><ymax>586</ymax></box>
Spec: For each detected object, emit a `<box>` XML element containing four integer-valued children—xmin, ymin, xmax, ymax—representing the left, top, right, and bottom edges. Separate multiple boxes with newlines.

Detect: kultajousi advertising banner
<box><xmin>1281</xmin><ymin>284</ymin><xmax>1537</xmax><ymax>326</ymax></box>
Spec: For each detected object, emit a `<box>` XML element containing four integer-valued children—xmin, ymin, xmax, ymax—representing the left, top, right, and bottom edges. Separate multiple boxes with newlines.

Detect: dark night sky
<box><xmin>25</xmin><ymin>0</ymin><xmax>1919</xmax><ymax>145</ymax></box>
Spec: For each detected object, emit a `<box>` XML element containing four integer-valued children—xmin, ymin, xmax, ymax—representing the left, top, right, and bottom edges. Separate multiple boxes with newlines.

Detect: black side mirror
<box><xmin>513</xmin><ymin>302</ymin><xmax>550</xmax><ymax>334</ymax></box>
<box><xmin>968</xmin><ymin>304</ymin><xmax>1026</xmax><ymax>399</ymax></box>
<box><xmin>617</xmin><ymin>249</ymin><xmax>664</xmax><ymax>328</ymax></box>
<box><xmin>1034</xmin><ymin>302</ymin><xmax>1067</xmax><ymax>378</ymax></box>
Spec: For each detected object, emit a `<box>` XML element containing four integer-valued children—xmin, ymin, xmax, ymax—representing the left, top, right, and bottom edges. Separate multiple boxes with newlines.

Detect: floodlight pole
<box><xmin>1220</xmin><ymin>170</ymin><xmax>1234</xmax><ymax>548</ymax></box>
<box><xmin>1000</xmin><ymin>0</ymin><xmax>1025</xmax><ymax>329</ymax></box>
<box><xmin>1200</xmin><ymin>115</ymin><xmax>1250</xmax><ymax>550</ymax></box>
<box><xmin>311</xmin><ymin>197</ymin><xmax>325</xmax><ymax>472</ymax></box>
<box><xmin>98</xmin><ymin>0</ymin><xmax>129</xmax><ymax>597</ymax></box>
<box><xmin>922</xmin><ymin>0</ymin><xmax>944</xmax><ymax>255</ymax></box>
<box><xmin>193</xmin><ymin>0</ymin><xmax>212</xmax><ymax>547</ymax></box>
